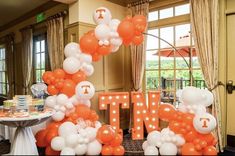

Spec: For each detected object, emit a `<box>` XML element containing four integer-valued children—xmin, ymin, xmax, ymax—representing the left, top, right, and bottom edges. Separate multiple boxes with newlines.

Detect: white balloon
<box><xmin>69</xmin><ymin>95</ymin><xmax>79</xmax><ymax>105</ymax></box>
<box><xmin>193</xmin><ymin>112</ymin><xmax>217</xmax><ymax>134</ymax></box>
<box><xmin>178</xmin><ymin>103</ymin><xmax>187</xmax><ymax>113</ymax></box>
<box><xmin>54</xmin><ymin>105</ymin><xmax>60</xmax><ymax>111</ymax></box>
<box><xmin>60</xmin><ymin>147</ymin><xmax>75</xmax><ymax>155</ymax></box>
<box><xmin>147</xmin><ymin>131</ymin><xmax>161</xmax><ymax>146</ymax></box>
<box><xmin>65</xmin><ymin>134</ymin><xmax>79</xmax><ymax>148</ymax></box>
<box><xmin>65</xmin><ymin>102</ymin><xmax>74</xmax><ymax>109</ymax></box>
<box><xmin>81</xmin><ymin>63</ymin><xmax>94</xmax><ymax>76</ymax></box>
<box><xmin>93</xmin><ymin>7</ymin><xmax>112</xmax><ymax>25</ymax></box>
<box><xmin>45</xmin><ymin>96</ymin><xmax>57</xmax><ymax>108</ymax></box>
<box><xmin>156</xmin><ymin>141</ymin><xmax>162</xmax><ymax>148</ymax></box>
<box><xmin>175</xmin><ymin>135</ymin><xmax>185</xmax><ymax>146</ymax></box>
<box><xmin>85</xmin><ymin>127</ymin><xmax>97</xmax><ymax>142</ymax></box>
<box><xmin>159</xmin><ymin>143</ymin><xmax>177</xmax><ymax>155</ymax></box>
<box><xmin>64</xmin><ymin>42</ymin><xmax>80</xmax><ymax>58</ymax></box>
<box><xmin>59</xmin><ymin>106</ymin><xmax>66</xmax><ymax>112</ymax></box>
<box><xmin>95</xmin><ymin>24</ymin><xmax>111</xmax><ymax>41</ymax></box>
<box><xmin>161</xmin><ymin>128</ymin><xmax>170</xmax><ymax>135</ymax></box>
<box><xmin>95</xmin><ymin>121</ymin><xmax>102</xmax><ymax>129</ymax></box>
<box><xmin>77</xmin><ymin>99</ymin><xmax>91</xmax><ymax>107</ymax></box>
<box><xmin>76</xmin><ymin>81</ymin><xmax>95</xmax><ymax>100</ymax></box>
<box><xmin>56</xmin><ymin>94</ymin><xmax>68</xmax><ymax>106</ymax></box>
<box><xmin>52</xmin><ymin>111</ymin><xmax>65</xmax><ymax>121</ymax></box>
<box><xmin>58</xmin><ymin>122</ymin><xmax>77</xmax><ymax>137</ymax></box>
<box><xmin>195</xmin><ymin>104</ymin><xmax>207</xmax><ymax>114</ymax></box>
<box><xmin>109</xmin><ymin>19</ymin><xmax>121</xmax><ymax>31</ymax></box>
<box><xmin>144</xmin><ymin>146</ymin><xmax>159</xmax><ymax>155</ymax></box>
<box><xmin>74</xmin><ymin>144</ymin><xmax>88</xmax><ymax>155</ymax></box>
<box><xmin>200</xmin><ymin>89</ymin><xmax>214</xmax><ymax>107</ymax></box>
<box><xmin>111</xmin><ymin>45</ymin><xmax>120</xmax><ymax>53</ymax></box>
<box><xmin>181</xmin><ymin>86</ymin><xmax>202</xmax><ymax>105</ymax></box>
<box><xmin>63</xmin><ymin>57</ymin><xmax>81</xmax><ymax>74</ymax></box>
<box><xmin>86</xmin><ymin>140</ymin><xmax>102</xmax><ymax>155</ymax></box>
<box><xmin>51</xmin><ymin>136</ymin><xmax>65</xmax><ymax>151</ymax></box>
<box><xmin>79</xmin><ymin>53</ymin><xmax>92</xmax><ymax>64</ymax></box>
<box><xmin>142</xmin><ymin>141</ymin><xmax>149</xmax><ymax>150</ymax></box>
<box><xmin>110</xmin><ymin>38</ymin><xmax>122</xmax><ymax>46</ymax></box>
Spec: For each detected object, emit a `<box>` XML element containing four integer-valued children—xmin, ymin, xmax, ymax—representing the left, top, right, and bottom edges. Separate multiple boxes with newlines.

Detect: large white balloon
<box><xmin>52</xmin><ymin>111</ymin><xmax>65</xmax><ymax>121</ymax></box>
<box><xmin>147</xmin><ymin>131</ymin><xmax>161</xmax><ymax>146</ymax></box>
<box><xmin>110</xmin><ymin>38</ymin><xmax>122</xmax><ymax>46</ymax></box>
<box><xmin>63</xmin><ymin>57</ymin><xmax>81</xmax><ymax>74</ymax></box>
<box><xmin>109</xmin><ymin>19</ymin><xmax>121</xmax><ymax>31</ymax></box>
<box><xmin>58</xmin><ymin>122</ymin><xmax>77</xmax><ymax>137</ymax></box>
<box><xmin>93</xmin><ymin>7</ymin><xmax>112</xmax><ymax>25</ymax></box>
<box><xmin>56</xmin><ymin>94</ymin><xmax>68</xmax><ymax>106</ymax></box>
<box><xmin>60</xmin><ymin>147</ymin><xmax>75</xmax><ymax>155</ymax></box>
<box><xmin>65</xmin><ymin>134</ymin><xmax>79</xmax><ymax>148</ymax></box>
<box><xmin>76</xmin><ymin>81</ymin><xmax>95</xmax><ymax>100</ymax></box>
<box><xmin>85</xmin><ymin>127</ymin><xmax>97</xmax><ymax>142</ymax></box>
<box><xmin>45</xmin><ymin>96</ymin><xmax>57</xmax><ymax>108</ymax></box>
<box><xmin>64</xmin><ymin>42</ymin><xmax>80</xmax><ymax>58</ymax></box>
<box><xmin>181</xmin><ymin>86</ymin><xmax>202</xmax><ymax>105</ymax></box>
<box><xmin>144</xmin><ymin>146</ymin><xmax>159</xmax><ymax>155</ymax></box>
<box><xmin>175</xmin><ymin>135</ymin><xmax>185</xmax><ymax>146</ymax></box>
<box><xmin>193</xmin><ymin>112</ymin><xmax>217</xmax><ymax>134</ymax></box>
<box><xmin>159</xmin><ymin>142</ymin><xmax>177</xmax><ymax>155</ymax></box>
<box><xmin>81</xmin><ymin>63</ymin><xmax>94</xmax><ymax>76</ymax></box>
<box><xmin>74</xmin><ymin>144</ymin><xmax>88</xmax><ymax>155</ymax></box>
<box><xmin>95</xmin><ymin>24</ymin><xmax>111</xmax><ymax>41</ymax></box>
<box><xmin>79</xmin><ymin>53</ymin><xmax>92</xmax><ymax>64</ymax></box>
<box><xmin>200</xmin><ymin>89</ymin><xmax>214</xmax><ymax>107</ymax></box>
<box><xmin>86</xmin><ymin>140</ymin><xmax>102</xmax><ymax>155</ymax></box>
<box><xmin>51</xmin><ymin>136</ymin><xmax>65</xmax><ymax>151</ymax></box>
<box><xmin>142</xmin><ymin>141</ymin><xmax>149</xmax><ymax>150</ymax></box>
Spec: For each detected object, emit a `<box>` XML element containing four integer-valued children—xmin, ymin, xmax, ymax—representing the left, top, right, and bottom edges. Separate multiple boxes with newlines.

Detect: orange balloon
<box><xmin>47</xmin><ymin>122</ymin><xmax>61</xmax><ymax>130</ymax></box>
<box><xmin>89</xmin><ymin>110</ymin><xmax>99</xmax><ymax>121</ymax></box>
<box><xmin>101</xmin><ymin>145</ymin><xmax>113</xmax><ymax>155</ymax></box>
<box><xmin>117</xmin><ymin>20</ymin><xmax>135</xmax><ymax>40</ymax></box>
<box><xmin>181</xmin><ymin>143</ymin><xmax>202</xmax><ymax>155</ymax></box>
<box><xmin>113</xmin><ymin>145</ymin><xmax>125</xmax><ymax>155</ymax></box>
<box><xmin>60</xmin><ymin>79</ymin><xmax>76</xmax><ymax>97</ymax></box>
<box><xmin>35</xmin><ymin>129</ymin><xmax>48</xmax><ymax>147</ymax></box>
<box><xmin>65</xmin><ymin>73</ymin><xmax>73</xmax><ymax>79</ymax></box>
<box><xmin>54</xmin><ymin>69</ymin><xmax>65</xmax><ymax>79</ymax></box>
<box><xmin>72</xmin><ymin>71</ymin><xmax>86</xmax><ymax>84</ymax></box>
<box><xmin>54</xmin><ymin>79</ymin><xmax>64</xmax><ymax>90</ymax></box>
<box><xmin>96</xmin><ymin>125</ymin><xmax>115</xmax><ymax>144</ymax></box>
<box><xmin>203</xmin><ymin>146</ymin><xmax>217</xmax><ymax>155</ymax></box>
<box><xmin>122</xmin><ymin>38</ymin><xmax>132</xmax><ymax>46</ymax></box>
<box><xmin>92</xmin><ymin>53</ymin><xmax>101</xmax><ymax>62</ymax></box>
<box><xmin>45</xmin><ymin>129</ymin><xmax>58</xmax><ymax>144</ymax></box>
<box><xmin>183</xmin><ymin>113</ymin><xmax>194</xmax><ymax>125</ymax></box>
<box><xmin>80</xmin><ymin>33</ymin><xmax>99</xmax><ymax>54</ymax></box>
<box><xmin>45</xmin><ymin>146</ymin><xmax>60</xmax><ymax>156</ymax></box>
<box><xmin>69</xmin><ymin>112</ymin><xmax>79</xmax><ymax>121</ymax></box>
<box><xmin>75</xmin><ymin>105</ymin><xmax>91</xmax><ymax>120</ymax></box>
<box><xmin>169</xmin><ymin>121</ymin><xmax>181</xmax><ymax>133</ymax></box>
<box><xmin>42</xmin><ymin>71</ymin><xmax>54</xmax><ymax>84</ymax></box>
<box><xmin>132</xmin><ymin>35</ymin><xmax>144</xmax><ymax>45</ymax></box>
<box><xmin>87</xmin><ymin>30</ymin><xmax>95</xmax><ymax>36</ymax></box>
<box><xmin>185</xmin><ymin>130</ymin><xmax>198</xmax><ymax>142</ymax></box>
<box><xmin>97</xmin><ymin>45</ymin><xmax>111</xmax><ymax>55</ymax></box>
<box><xmin>132</xmin><ymin>15</ymin><xmax>147</xmax><ymax>32</ymax></box>
<box><xmin>124</xmin><ymin>15</ymin><xmax>132</xmax><ymax>22</ymax></box>
<box><xmin>110</xmin><ymin>134</ymin><xmax>123</xmax><ymax>146</ymax></box>
<box><xmin>199</xmin><ymin>133</ymin><xmax>215</xmax><ymax>145</ymax></box>
<box><xmin>158</xmin><ymin>104</ymin><xmax>176</xmax><ymax>121</ymax></box>
<box><xmin>47</xmin><ymin>85</ymin><xmax>59</xmax><ymax>95</ymax></box>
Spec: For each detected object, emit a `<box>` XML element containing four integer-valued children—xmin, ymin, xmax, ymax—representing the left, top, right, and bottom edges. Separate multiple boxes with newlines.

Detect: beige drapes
<box><xmin>5</xmin><ymin>34</ymin><xmax>14</xmax><ymax>98</ymax></box>
<box><xmin>190</xmin><ymin>0</ymin><xmax>223</xmax><ymax>151</ymax></box>
<box><xmin>46</xmin><ymin>17</ymin><xmax>64</xmax><ymax>70</ymax></box>
<box><xmin>129</xmin><ymin>2</ymin><xmax>149</xmax><ymax>91</ymax></box>
<box><xmin>21</xmin><ymin>28</ymin><xmax>33</xmax><ymax>94</ymax></box>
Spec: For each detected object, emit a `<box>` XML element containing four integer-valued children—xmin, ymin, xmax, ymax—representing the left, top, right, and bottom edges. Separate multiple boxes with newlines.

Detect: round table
<box><xmin>0</xmin><ymin>111</ymin><xmax>52</xmax><ymax>155</ymax></box>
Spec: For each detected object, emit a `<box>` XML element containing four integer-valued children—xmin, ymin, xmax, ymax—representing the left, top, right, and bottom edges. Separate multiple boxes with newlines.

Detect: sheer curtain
<box><xmin>46</xmin><ymin>17</ymin><xmax>64</xmax><ymax>70</ymax></box>
<box><xmin>190</xmin><ymin>0</ymin><xmax>223</xmax><ymax>151</ymax></box>
<box><xmin>21</xmin><ymin>28</ymin><xmax>33</xmax><ymax>94</ymax></box>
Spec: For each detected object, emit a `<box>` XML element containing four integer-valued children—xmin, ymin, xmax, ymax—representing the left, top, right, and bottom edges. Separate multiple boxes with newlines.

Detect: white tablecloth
<box><xmin>0</xmin><ymin>111</ymin><xmax>52</xmax><ymax>155</ymax></box>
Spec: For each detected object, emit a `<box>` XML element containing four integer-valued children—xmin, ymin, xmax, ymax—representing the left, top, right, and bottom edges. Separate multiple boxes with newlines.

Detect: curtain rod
<box><xmin>19</xmin><ymin>10</ymin><xmax>67</xmax><ymax>32</ymax></box>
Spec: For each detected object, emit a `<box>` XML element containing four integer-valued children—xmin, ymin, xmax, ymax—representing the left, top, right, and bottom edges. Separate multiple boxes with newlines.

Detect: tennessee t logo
<box><xmin>96</xmin><ymin>9</ymin><xmax>106</xmax><ymax>19</ymax></box>
<box><xmin>81</xmin><ymin>85</ymin><xmax>90</xmax><ymax>94</ymax></box>
<box><xmin>200</xmin><ymin>118</ymin><xmax>210</xmax><ymax>128</ymax></box>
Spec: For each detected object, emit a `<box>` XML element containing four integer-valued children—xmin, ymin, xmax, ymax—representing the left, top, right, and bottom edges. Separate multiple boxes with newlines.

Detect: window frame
<box><xmin>0</xmin><ymin>46</ymin><xmax>8</xmax><ymax>96</ymax></box>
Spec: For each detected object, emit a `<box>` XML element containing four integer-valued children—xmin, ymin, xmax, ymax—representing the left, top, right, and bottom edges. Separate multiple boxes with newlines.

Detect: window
<box><xmin>33</xmin><ymin>35</ymin><xmax>46</xmax><ymax>83</ymax></box>
<box><xmin>145</xmin><ymin>2</ymin><xmax>205</xmax><ymax>104</ymax></box>
<box><xmin>0</xmin><ymin>47</ymin><xmax>8</xmax><ymax>95</ymax></box>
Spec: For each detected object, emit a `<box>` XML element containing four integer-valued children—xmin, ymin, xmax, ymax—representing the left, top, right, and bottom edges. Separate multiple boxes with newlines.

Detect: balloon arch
<box><xmin>35</xmin><ymin>7</ymin><xmax>218</xmax><ymax>155</ymax></box>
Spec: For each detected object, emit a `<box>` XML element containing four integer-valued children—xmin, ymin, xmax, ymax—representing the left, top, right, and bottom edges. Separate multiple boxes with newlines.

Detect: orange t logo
<box><xmin>81</xmin><ymin>85</ymin><xmax>90</xmax><ymax>94</ymax></box>
<box><xmin>200</xmin><ymin>118</ymin><xmax>210</xmax><ymax>128</ymax></box>
<box><xmin>96</xmin><ymin>9</ymin><xmax>106</xmax><ymax>19</ymax></box>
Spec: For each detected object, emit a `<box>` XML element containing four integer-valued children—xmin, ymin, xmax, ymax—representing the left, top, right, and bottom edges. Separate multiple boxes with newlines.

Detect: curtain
<box><xmin>21</xmin><ymin>28</ymin><xmax>33</xmax><ymax>94</ymax></box>
<box><xmin>46</xmin><ymin>17</ymin><xmax>64</xmax><ymax>70</ymax></box>
<box><xmin>190</xmin><ymin>0</ymin><xmax>223</xmax><ymax>151</ymax></box>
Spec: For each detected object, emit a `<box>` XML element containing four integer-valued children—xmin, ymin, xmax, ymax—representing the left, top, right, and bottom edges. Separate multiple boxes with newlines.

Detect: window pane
<box><xmin>146</xmin><ymin>29</ymin><xmax>159</xmax><ymax>50</ymax></box>
<box><xmin>41</xmin><ymin>40</ymin><xmax>45</xmax><ymax>52</ymax></box>
<box><xmin>36</xmin><ymin>70</ymin><xmax>41</xmax><ymax>82</ymax></box>
<box><xmin>175</xmin><ymin>4</ymin><xmax>190</xmax><ymax>16</ymax></box>
<box><xmin>0</xmin><ymin>72</ymin><xmax>2</xmax><ymax>82</ymax></box>
<box><xmin>2</xmin><ymin>61</ymin><xmax>5</xmax><ymax>71</ymax></box>
<box><xmin>161</xmin><ymin>70</ymin><xmax>174</xmax><ymax>89</ymax></box>
<box><xmin>2</xmin><ymin>72</ymin><xmax>5</xmax><ymax>82</ymax></box>
<box><xmin>161</xmin><ymin>57</ymin><xmax>174</xmax><ymax>69</ymax></box>
<box><xmin>0</xmin><ymin>61</ymin><xmax>2</xmax><ymax>71</ymax></box>
<box><xmin>148</xmin><ymin>11</ymin><xmax>158</xmax><ymax>22</ymax></box>
<box><xmin>2</xmin><ymin>84</ymin><xmax>6</xmax><ymax>95</ymax></box>
<box><xmin>146</xmin><ymin>70</ymin><xmax>159</xmax><ymax>90</ymax></box>
<box><xmin>160</xmin><ymin>27</ymin><xmax>173</xmax><ymax>48</ymax></box>
<box><xmin>193</xmin><ymin>70</ymin><xmax>205</xmax><ymax>88</ymax></box>
<box><xmin>192</xmin><ymin>56</ymin><xmax>200</xmax><ymax>68</ymax></box>
<box><xmin>146</xmin><ymin>50</ymin><xmax>159</xmax><ymax>69</ymax></box>
<box><xmin>193</xmin><ymin>70</ymin><xmax>204</xmax><ymax>80</ymax></box>
<box><xmin>175</xmin><ymin>24</ymin><xmax>190</xmax><ymax>47</ymax></box>
<box><xmin>0</xmin><ymin>84</ymin><xmax>3</xmax><ymax>94</ymax></box>
<box><xmin>176</xmin><ymin>57</ymin><xmax>189</xmax><ymax>69</ymax></box>
<box><xmin>160</xmin><ymin>7</ymin><xmax>173</xmax><ymax>19</ymax></box>
<box><xmin>2</xmin><ymin>49</ymin><xmax>5</xmax><ymax>59</ymax></box>
<box><xmin>36</xmin><ymin>53</ymin><xmax>40</xmax><ymax>69</ymax></box>
<box><xmin>41</xmin><ymin>53</ymin><xmax>45</xmax><ymax>68</ymax></box>
<box><xmin>36</xmin><ymin>41</ymin><xmax>40</xmax><ymax>53</ymax></box>
<box><xmin>0</xmin><ymin>50</ymin><xmax>2</xmax><ymax>60</ymax></box>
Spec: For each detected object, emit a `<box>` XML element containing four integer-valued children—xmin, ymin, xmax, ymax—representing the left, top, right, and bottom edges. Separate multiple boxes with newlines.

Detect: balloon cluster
<box><xmin>97</xmin><ymin>125</ymin><xmax>125</xmax><ymax>155</ymax></box>
<box><xmin>143</xmin><ymin>128</ymin><xmax>185</xmax><ymax>155</ymax></box>
<box><xmin>148</xmin><ymin>86</ymin><xmax>217</xmax><ymax>155</ymax></box>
